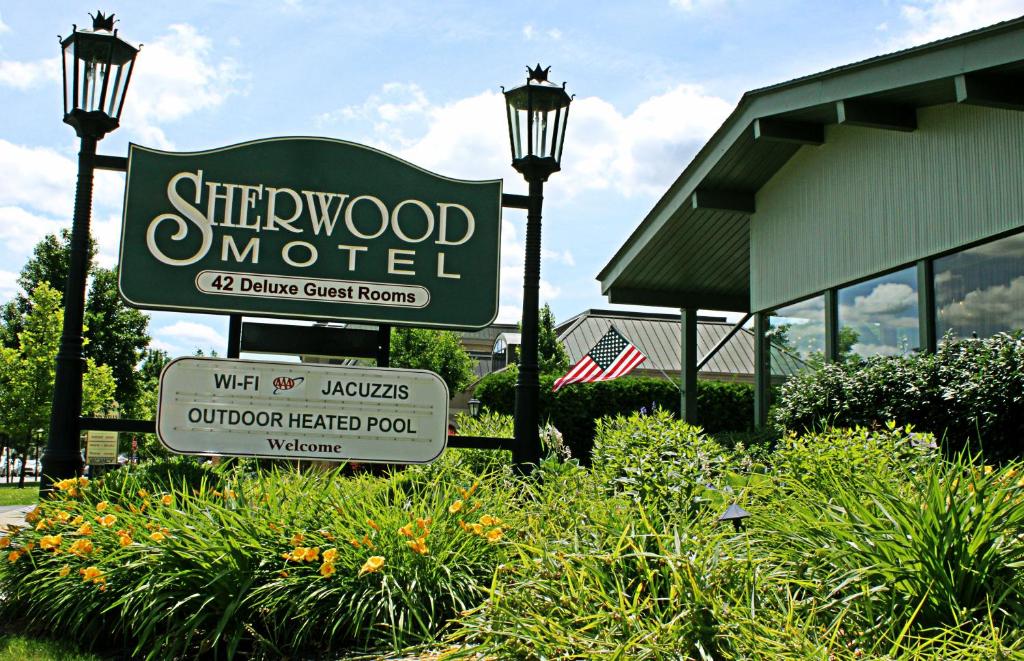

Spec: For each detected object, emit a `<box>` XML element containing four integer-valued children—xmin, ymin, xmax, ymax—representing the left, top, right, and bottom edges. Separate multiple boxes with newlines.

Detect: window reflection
<box><xmin>838</xmin><ymin>267</ymin><xmax>919</xmax><ymax>360</ymax></box>
<box><xmin>935</xmin><ymin>232</ymin><xmax>1024</xmax><ymax>339</ymax></box>
<box><xmin>769</xmin><ymin>295</ymin><xmax>824</xmax><ymax>374</ymax></box>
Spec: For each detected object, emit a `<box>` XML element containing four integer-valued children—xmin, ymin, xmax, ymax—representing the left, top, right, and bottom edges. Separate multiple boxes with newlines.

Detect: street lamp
<box><xmin>503</xmin><ymin>65</ymin><xmax>571</xmax><ymax>469</ymax></box>
<box><xmin>41</xmin><ymin>12</ymin><xmax>138</xmax><ymax>493</ymax></box>
<box><xmin>468</xmin><ymin>398</ymin><xmax>482</xmax><ymax>418</ymax></box>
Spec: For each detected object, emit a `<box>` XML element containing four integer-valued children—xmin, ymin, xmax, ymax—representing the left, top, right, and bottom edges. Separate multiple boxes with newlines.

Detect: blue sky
<box><xmin>2</xmin><ymin>0</ymin><xmax>1022</xmax><ymax>358</ymax></box>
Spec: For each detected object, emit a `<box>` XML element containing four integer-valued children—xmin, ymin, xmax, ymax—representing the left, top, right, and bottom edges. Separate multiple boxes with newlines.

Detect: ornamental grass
<box><xmin>1</xmin><ymin>415</ymin><xmax>1023</xmax><ymax>659</ymax></box>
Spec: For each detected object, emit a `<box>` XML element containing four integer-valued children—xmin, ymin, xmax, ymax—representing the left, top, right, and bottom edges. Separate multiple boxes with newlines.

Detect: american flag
<box><xmin>552</xmin><ymin>326</ymin><xmax>647</xmax><ymax>392</ymax></box>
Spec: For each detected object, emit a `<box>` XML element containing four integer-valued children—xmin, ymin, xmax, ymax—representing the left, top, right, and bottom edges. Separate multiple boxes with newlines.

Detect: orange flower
<box><xmin>322</xmin><ymin>548</ymin><xmax>339</xmax><ymax>563</ymax></box>
<box><xmin>486</xmin><ymin>528</ymin><xmax>504</xmax><ymax>543</ymax></box>
<box><xmin>69</xmin><ymin>539</ymin><xmax>94</xmax><ymax>556</ymax></box>
<box><xmin>97</xmin><ymin>514</ymin><xmax>117</xmax><ymax>527</ymax></box>
<box><xmin>118</xmin><ymin>533</ymin><xmax>133</xmax><ymax>547</ymax></box>
<box><xmin>96</xmin><ymin>501</ymin><xmax>109</xmax><ymax>512</ymax></box>
<box><xmin>290</xmin><ymin>533</ymin><xmax>305</xmax><ymax>546</ymax></box>
<box><xmin>320</xmin><ymin>529</ymin><xmax>335</xmax><ymax>541</ymax></box>
<box><xmin>303</xmin><ymin>547</ymin><xmax>320</xmax><ymax>562</ymax></box>
<box><xmin>80</xmin><ymin>566</ymin><xmax>105</xmax><ymax>588</ymax></box>
<box><xmin>161</xmin><ymin>494</ymin><xmax>173</xmax><ymax>506</ymax></box>
<box><xmin>7</xmin><ymin>550</ymin><xmax>22</xmax><ymax>563</ymax></box>
<box><xmin>361</xmin><ymin>535</ymin><xmax>375</xmax><ymax>549</ymax></box>
<box><xmin>359</xmin><ymin>555</ymin><xmax>385</xmax><ymax>575</ymax></box>
<box><xmin>349</xmin><ymin>538</ymin><xmax>360</xmax><ymax>548</ymax></box>
<box><xmin>137</xmin><ymin>489</ymin><xmax>149</xmax><ymax>499</ymax></box>
<box><xmin>278</xmin><ymin>571</ymin><xmax>289</xmax><ymax>578</ymax></box>
<box><xmin>0</xmin><ymin>537</ymin><xmax>9</xmax><ymax>549</ymax></box>
<box><xmin>58</xmin><ymin>565</ymin><xmax>71</xmax><ymax>577</ymax></box>
<box><xmin>367</xmin><ymin>519</ymin><xmax>380</xmax><ymax>531</ymax></box>
<box><xmin>479</xmin><ymin>515</ymin><xmax>495</xmax><ymax>526</ymax></box>
<box><xmin>55</xmin><ymin>510</ymin><xmax>71</xmax><ymax>523</ymax></box>
<box><xmin>35</xmin><ymin>520</ymin><xmax>48</xmax><ymax>531</ymax></box>
<box><xmin>416</xmin><ymin>518</ymin><xmax>431</xmax><ymax>532</ymax></box>
<box><xmin>149</xmin><ymin>531</ymin><xmax>166</xmax><ymax>543</ymax></box>
<box><xmin>288</xmin><ymin>547</ymin><xmax>306</xmax><ymax>562</ymax></box>
<box><xmin>398</xmin><ymin>523</ymin><xmax>414</xmax><ymax>538</ymax></box>
<box><xmin>223</xmin><ymin>489</ymin><xmax>236</xmax><ymax>499</ymax></box>
<box><xmin>449</xmin><ymin>500</ymin><xmax>464</xmax><ymax>514</ymax></box>
<box><xmin>407</xmin><ymin>536</ymin><xmax>429</xmax><ymax>555</ymax></box>
<box><xmin>39</xmin><ymin>534</ymin><xmax>63</xmax><ymax>551</ymax></box>
<box><xmin>76</xmin><ymin>523</ymin><xmax>94</xmax><ymax>536</ymax></box>
<box><xmin>319</xmin><ymin>562</ymin><xmax>336</xmax><ymax>578</ymax></box>
<box><xmin>469</xmin><ymin>523</ymin><xmax>484</xmax><ymax>536</ymax></box>
<box><xmin>70</xmin><ymin>515</ymin><xmax>84</xmax><ymax>526</ymax></box>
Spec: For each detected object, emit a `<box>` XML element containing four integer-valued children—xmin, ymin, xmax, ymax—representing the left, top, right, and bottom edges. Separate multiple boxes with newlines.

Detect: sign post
<box><xmin>157</xmin><ymin>357</ymin><xmax>449</xmax><ymax>464</ymax></box>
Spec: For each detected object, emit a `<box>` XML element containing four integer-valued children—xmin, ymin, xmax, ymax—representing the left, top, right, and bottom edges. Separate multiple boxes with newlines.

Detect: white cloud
<box><xmin>938</xmin><ymin>274</ymin><xmax>1024</xmax><ymax>330</ymax></box>
<box><xmin>0</xmin><ymin>140</ymin><xmax>77</xmax><ymax>217</ymax></box>
<box><xmin>0</xmin><ymin>12</ymin><xmax>10</xmax><ymax>33</ymax></box>
<box><xmin>890</xmin><ymin>0</ymin><xmax>1024</xmax><ymax>47</ymax></box>
<box><xmin>119</xmin><ymin>23</ymin><xmax>246</xmax><ymax>149</ymax></box>
<box><xmin>0</xmin><ymin>57</ymin><xmax>60</xmax><ymax>90</ymax></box>
<box><xmin>0</xmin><ymin>206</ymin><xmax>65</xmax><ymax>250</ymax></box>
<box><xmin>669</xmin><ymin>0</ymin><xmax>728</xmax><ymax>12</ymax></box>
<box><xmin>842</xmin><ymin>283</ymin><xmax>917</xmax><ymax>321</ymax></box>
<box><xmin>522</xmin><ymin>25</ymin><xmax>536</xmax><ymax>40</ymax></box>
<box><xmin>0</xmin><ymin>270</ymin><xmax>18</xmax><ymax>302</ymax></box>
<box><xmin>498</xmin><ymin>218</ymin><xmax>561</xmax><ymax>325</ymax></box>
<box><xmin>155</xmin><ymin>320</ymin><xmax>227</xmax><ymax>353</ymax></box>
<box><xmin>331</xmin><ymin>82</ymin><xmax>732</xmax><ymax>199</ymax></box>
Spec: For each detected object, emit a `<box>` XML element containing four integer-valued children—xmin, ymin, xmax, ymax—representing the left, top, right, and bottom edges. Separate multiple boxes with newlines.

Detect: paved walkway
<box><xmin>0</xmin><ymin>505</ymin><xmax>34</xmax><ymax>533</ymax></box>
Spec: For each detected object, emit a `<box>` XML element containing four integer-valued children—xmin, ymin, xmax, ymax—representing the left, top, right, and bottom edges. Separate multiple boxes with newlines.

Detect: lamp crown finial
<box><xmin>90</xmin><ymin>10</ymin><xmax>116</xmax><ymax>32</ymax></box>
<box><xmin>527</xmin><ymin>64</ymin><xmax>551</xmax><ymax>83</ymax></box>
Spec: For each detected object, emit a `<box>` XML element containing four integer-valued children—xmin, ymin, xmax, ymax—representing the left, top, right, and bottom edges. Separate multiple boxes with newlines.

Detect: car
<box><xmin>22</xmin><ymin>459</ymin><xmax>39</xmax><ymax>476</ymax></box>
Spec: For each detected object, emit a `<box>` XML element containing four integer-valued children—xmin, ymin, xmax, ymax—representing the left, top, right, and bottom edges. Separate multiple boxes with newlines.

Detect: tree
<box><xmin>537</xmin><ymin>304</ymin><xmax>569</xmax><ymax>374</ymax></box>
<box><xmin>84</xmin><ymin>267</ymin><xmax>151</xmax><ymax>415</ymax></box>
<box><xmin>389</xmin><ymin>328</ymin><xmax>475</xmax><ymax>393</ymax></box>
<box><xmin>0</xmin><ymin>232</ymin><xmax>150</xmax><ymax>414</ymax></box>
<box><xmin>132</xmin><ymin>349</ymin><xmax>171</xmax><ymax>459</ymax></box>
<box><xmin>0</xmin><ymin>283</ymin><xmax>116</xmax><ymax>486</ymax></box>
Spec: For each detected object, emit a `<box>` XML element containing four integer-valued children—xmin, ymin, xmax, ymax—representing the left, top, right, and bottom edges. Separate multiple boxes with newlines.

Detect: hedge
<box><xmin>771</xmin><ymin>331</ymin><xmax>1024</xmax><ymax>461</ymax></box>
<box><xmin>473</xmin><ymin>369</ymin><xmax>754</xmax><ymax>462</ymax></box>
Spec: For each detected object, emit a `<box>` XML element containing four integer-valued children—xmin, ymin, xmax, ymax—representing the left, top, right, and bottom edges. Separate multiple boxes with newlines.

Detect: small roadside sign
<box><xmin>156</xmin><ymin>357</ymin><xmax>449</xmax><ymax>464</ymax></box>
<box><xmin>86</xmin><ymin>430</ymin><xmax>119</xmax><ymax>465</ymax></box>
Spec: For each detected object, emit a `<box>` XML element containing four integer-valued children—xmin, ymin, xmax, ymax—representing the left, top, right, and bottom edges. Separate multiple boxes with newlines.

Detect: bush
<box><xmin>590</xmin><ymin>409</ymin><xmax>728</xmax><ymax>521</ymax></box>
<box><xmin>98</xmin><ymin>456</ymin><xmax>221</xmax><ymax>495</ymax></box>
<box><xmin>474</xmin><ymin>371</ymin><xmax>753</xmax><ymax>462</ymax></box>
<box><xmin>771</xmin><ymin>332</ymin><xmax>1024</xmax><ymax>461</ymax></box>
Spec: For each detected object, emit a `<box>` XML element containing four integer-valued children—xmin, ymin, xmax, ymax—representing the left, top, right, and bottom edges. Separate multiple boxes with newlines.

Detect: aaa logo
<box><xmin>272</xmin><ymin>376</ymin><xmax>304</xmax><ymax>394</ymax></box>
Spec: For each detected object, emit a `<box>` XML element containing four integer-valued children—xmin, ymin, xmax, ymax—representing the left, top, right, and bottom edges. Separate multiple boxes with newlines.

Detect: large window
<box><xmin>769</xmin><ymin>295</ymin><xmax>824</xmax><ymax>375</ymax></box>
<box><xmin>838</xmin><ymin>267</ymin><xmax>919</xmax><ymax>360</ymax></box>
<box><xmin>934</xmin><ymin>231</ymin><xmax>1024</xmax><ymax>340</ymax></box>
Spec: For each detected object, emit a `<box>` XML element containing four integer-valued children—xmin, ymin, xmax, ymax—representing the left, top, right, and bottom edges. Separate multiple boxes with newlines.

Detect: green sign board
<box><xmin>119</xmin><ymin>138</ymin><xmax>502</xmax><ymax>328</ymax></box>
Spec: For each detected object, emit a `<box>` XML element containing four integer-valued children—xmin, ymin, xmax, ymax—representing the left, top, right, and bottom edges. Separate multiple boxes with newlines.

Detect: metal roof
<box><xmin>557</xmin><ymin>310</ymin><xmax>804</xmax><ymax>379</ymax></box>
<box><xmin>597</xmin><ymin>16</ymin><xmax>1024</xmax><ymax>312</ymax></box>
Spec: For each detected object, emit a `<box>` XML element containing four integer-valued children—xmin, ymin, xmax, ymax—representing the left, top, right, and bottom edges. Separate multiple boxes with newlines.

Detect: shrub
<box><xmin>474</xmin><ymin>371</ymin><xmax>753</xmax><ymax>461</ymax></box>
<box><xmin>590</xmin><ymin>409</ymin><xmax>728</xmax><ymax>521</ymax></box>
<box><xmin>99</xmin><ymin>456</ymin><xmax>221</xmax><ymax>495</ymax></box>
<box><xmin>771</xmin><ymin>332</ymin><xmax>1024</xmax><ymax>461</ymax></box>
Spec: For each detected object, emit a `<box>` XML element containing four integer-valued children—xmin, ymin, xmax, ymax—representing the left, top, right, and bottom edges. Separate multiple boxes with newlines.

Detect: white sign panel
<box><xmin>86</xmin><ymin>430</ymin><xmax>119</xmax><ymax>464</ymax></box>
<box><xmin>156</xmin><ymin>357</ymin><xmax>449</xmax><ymax>463</ymax></box>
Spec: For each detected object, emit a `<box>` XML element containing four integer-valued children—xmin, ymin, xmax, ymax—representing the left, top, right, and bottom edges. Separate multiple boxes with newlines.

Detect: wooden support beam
<box><xmin>836</xmin><ymin>99</ymin><xmax>917</xmax><ymax>132</ymax></box>
<box><xmin>606</xmin><ymin>286</ymin><xmax>749</xmax><ymax>313</ymax></box>
<box><xmin>752</xmin><ymin>117</ymin><xmax>824</xmax><ymax>145</ymax></box>
<box><xmin>955</xmin><ymin>73</ymin><xmax>1024</xmax><ymax>111</ymax></box>
<box><xmin>680</xmin><ymin>308</ymin><xmax>698</xmax><ymax>424</ymax></box>
<box><xmin>691</xmin><ymin>189</ymin><xmax>756</xmax><ymax>214</ymax></box>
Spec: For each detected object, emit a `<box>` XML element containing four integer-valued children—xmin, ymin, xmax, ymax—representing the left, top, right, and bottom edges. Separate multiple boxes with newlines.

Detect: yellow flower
<box><xmin>77</xmin><ymin>523</ymin><xmax>94</xmax><ymax>536</ymax></box>
<box><xmin>0</xmin><ymin>537</ymin><xmax>9</xmax><ymax>549</ymax></box>
<box><xmin>137</xmin><ymin>489</ymin><xmax>149</xmax><ymax>499</ymax></box>
<box><xmin>486</xmin><ymin>528</ymin><xmax>504</xmax><ymax>543</ymax></box>
<box><xmin>77</xmin><ymin>477</ymin><xmax>89</xmax><ymax>488</ymax></box>
<box><xmin>39</xmin><ymin>534</ymin><xmax>63</xmax><ymax>551</ymax></box>
<box><xmin>398</xmin><ymin>523</ymin><xmax>414</xmax><ymax>538</ymax></box>
<box><xmin>449</xmin><ymin>500</ymin><xmax>464</xmax><ymax>514</ymax></box>
<box><xmin>223</xmin><ymin>489</ymin><xmax>236</xmax><ymax>499</ymax></box>
<box><xmin>53</xmin><ymin>479</ymin><xmax>74</xmax><ymax>492</ymax></box>
<box><xmin>25</xmin><ymin>507</ymin><xmax>41</xmax><ymax>524</ymax></box>
<box><xmin>288</xmin><ymin>547</ymin><xmax>306</xmax><ymax>562</ymax></box>
<box><xmin>96</xmin><ymin>501</ymin><xmax>109</xmax><ymax>512</ymax></box>
<box><xmin>320</xmin><ymin>562</ymin><xmax>336</xmax><ymax>578</ymax></box>
<box><xmin>35</xmin><ymin>520</ymin><xmax>48</xmax><ymax>531</ymax></box>
<box><xmin>322</xmin><ymin>548</ymin><xmax>338</xmax><ymax>563</ymax></box>
<box><xmin>290</xmin><ymin>533</ymin><xmax>305</xmax><ymax>546</ymax></box>
<box><xmin>58</xmin><ymin>565</ymin><xmax>70</xmax><ymax>577</ymax></box>
<box><xmin>479</xmin><ymin>515</ymin><xmax>495</xmax><ymax>526</ymax></box>
<box><xmin>55</xmin><ymin>510</ymin><xmax>71</xmax><ymax>523</ymax></box>
<box><xmin>118</xmin><ymin>533</ymin><xmax>133</xmax><ymax>547</ymax></box>
<box><xmin>149</xmin><ymin>532</ymin><xmax>166</xmax><ymax>543</ymax></box>
<box><xmin>7</xmin><ymin>550</ymin><xmax>22</xmax><ymax>563</ymax></box>
<box><xmin>359</xmin><ymin>555</ymin><xmax>385</xmax><ymax>575</ymax></box>
<box><xmin>161</xmin><ymin>494</ymin><xmax>173</xmax><ymax>506</ymax></box>
<box><xmin>407</xmin><ymin>536</ymin><xmax>429</xmax><ymax>555</ymax></box>
<box><xmin>70</xmin><ymin>515</ymin><xmax>84</xmax><ymax>526</ymax></box>
<box><xmin>98</xmin><ymin>514</ymin><xmax>117</xmax><ymax>527</ymax></box>
<box><xmin>80</xmin><ymin>566</ymin><xmax>104</xmax><ymax>587</ymax></box>
<box><xmin>984</xmin><ymin>465</ymin><xmax>994</xmax><ymax>476</ymax></box>
<box><xmin>1017</xmin><ymin>477</ymin><xmax>1024</xmax><ymax>488</ymax></box>
<box><xmin>303</xmin><ymin>547</ymin><xmax>320</xmax><ymax>562</ymax></box>
<box><xmin>469</xmin><ymin>523</ymin><xmax>484</xmax><ymax>536</ymax></box>
<box><xmin>69</xmin><ymin>539</ymin><xmax>94</xmax><ymax>556</ymax></box>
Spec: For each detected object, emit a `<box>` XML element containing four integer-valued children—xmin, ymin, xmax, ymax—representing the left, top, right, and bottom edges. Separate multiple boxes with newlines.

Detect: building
<box><xmin>556</xmin><ymin>309</ymin><xmax>803</xmax><ymax>383</ymax></box>
<box><xmin>598</xmin><ymin>19</ymin><xmax>1024</xmax><ymax>426</ymax></box>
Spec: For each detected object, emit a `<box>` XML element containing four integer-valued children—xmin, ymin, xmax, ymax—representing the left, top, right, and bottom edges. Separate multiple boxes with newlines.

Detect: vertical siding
<box><xmin>751</xmin><ymin>103</ymin><xmax>1024</xmax><ymax>311</ymax></box>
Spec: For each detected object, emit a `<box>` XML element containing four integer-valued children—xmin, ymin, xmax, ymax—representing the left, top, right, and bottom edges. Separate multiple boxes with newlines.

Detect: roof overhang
<box><xmin>598</xmin><ymin>17</ymin><xmax>1024</xmax><ymax>313</ymax></box>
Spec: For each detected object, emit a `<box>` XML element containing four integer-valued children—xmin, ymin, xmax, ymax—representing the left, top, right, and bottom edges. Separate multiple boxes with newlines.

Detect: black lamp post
<box><xmin>468</xmin><ymin>398</ymin><xmax>482</xmax><ymax>418</ymax></box>
<box><xmin>503</xmin><ymin>65</ymin><xmax>571</xmax><ymax>469</ymax></box>
<box><xmin>41</xmin><ymin>12</ymin><xmax>138</xmax><ymax>493</ymax></box>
